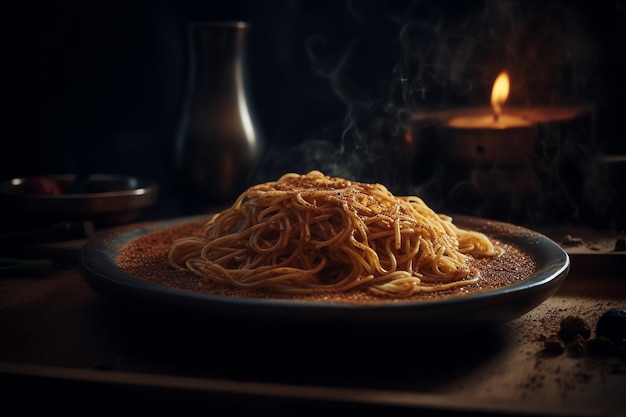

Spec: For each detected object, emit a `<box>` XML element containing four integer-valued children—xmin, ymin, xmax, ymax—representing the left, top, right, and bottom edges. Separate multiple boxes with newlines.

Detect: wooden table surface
<box><xmin>1</xmin><ymin>226</ymin><xmax>624</xmax><ymax>416</ymax></box>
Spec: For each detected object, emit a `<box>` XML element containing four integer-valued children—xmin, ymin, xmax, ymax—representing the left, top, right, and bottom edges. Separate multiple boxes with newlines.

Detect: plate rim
<box><xmin>79</xmin><ymin>214</ymin><xmax>570</xmax><ymax>325</ymax></box>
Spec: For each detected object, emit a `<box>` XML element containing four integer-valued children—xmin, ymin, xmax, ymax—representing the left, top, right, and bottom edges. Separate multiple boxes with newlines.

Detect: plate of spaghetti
<box><xmin>79</xmin><ymin>171</ymin><xmax>569</xmax><ymax>328</ymax></box>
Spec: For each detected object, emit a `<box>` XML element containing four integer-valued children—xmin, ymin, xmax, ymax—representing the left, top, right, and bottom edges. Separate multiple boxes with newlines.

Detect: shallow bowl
<box><xmin>0</xmin><ymin>174</ymin><xmax>159</xmax><ymax>225</ymax></box>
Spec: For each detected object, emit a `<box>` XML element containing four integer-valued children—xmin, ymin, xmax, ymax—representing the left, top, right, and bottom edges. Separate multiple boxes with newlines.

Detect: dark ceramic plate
<box><xmin>79</xmin><ymin>215</ymin><xmax>569</xmax><ymax>328</ymax></box>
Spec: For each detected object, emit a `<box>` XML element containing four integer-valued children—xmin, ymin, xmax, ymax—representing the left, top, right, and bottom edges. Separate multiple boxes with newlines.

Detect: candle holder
<box><xmin>408</xmin><ymin>105</ymin><xmax>591</xmax><ymax>223</ymax></box>
<box><xmin>440</xmin><ymin>125</ymin><xmax>537</xmax><ymax>169</ymax></box>
<box><xmin>442</xmin><ymin>126</ymin><xmax>539</xmax><ymax>221</ymax></box>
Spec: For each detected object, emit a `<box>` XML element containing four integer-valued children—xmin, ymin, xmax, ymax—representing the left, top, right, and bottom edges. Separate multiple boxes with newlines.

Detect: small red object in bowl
<box><xmin>25</xmin><ymin>176</ymin><xmax>63</xmax><ymax>195</ymax></box>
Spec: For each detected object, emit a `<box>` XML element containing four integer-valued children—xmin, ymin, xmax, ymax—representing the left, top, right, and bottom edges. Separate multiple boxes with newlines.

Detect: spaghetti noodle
<box><xmin>168</xmin><ymin>171</ymin><xmax>504</xmax><ymax>297</ymax></box>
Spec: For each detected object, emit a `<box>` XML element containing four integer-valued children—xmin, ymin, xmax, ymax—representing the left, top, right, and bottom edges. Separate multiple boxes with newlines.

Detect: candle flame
<box><xmin>490</xmin><ymin>71</ymin><xmax>510</xmax><ymax>120</ymax></box>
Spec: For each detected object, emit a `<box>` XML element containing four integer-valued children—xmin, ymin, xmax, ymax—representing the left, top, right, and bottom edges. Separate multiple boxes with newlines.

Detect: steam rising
<box><xmin>255</xmin><ymin>0</ymin><xmax>618</xmax><ymax>227</ymax></box>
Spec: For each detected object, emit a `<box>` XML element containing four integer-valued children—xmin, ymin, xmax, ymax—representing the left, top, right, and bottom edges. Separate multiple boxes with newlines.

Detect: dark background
<box><xmin>3</xmin><ymin>0</ymin><xmax>625</xmax><ymax>224</ymax></box>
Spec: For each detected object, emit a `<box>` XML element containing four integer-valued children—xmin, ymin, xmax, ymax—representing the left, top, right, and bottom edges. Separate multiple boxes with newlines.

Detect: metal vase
<box><xmin>172</xmin><ymin>21</ymin><xmax>260</xmax><ymax>206</ymax></box>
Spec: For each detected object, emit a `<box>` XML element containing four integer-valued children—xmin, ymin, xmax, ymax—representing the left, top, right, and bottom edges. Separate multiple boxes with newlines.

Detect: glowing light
<box><xmin>446</xmin><ymin>71</ymin><xmax>531</xmax><ymax>129</ymax></box>
<box><xmin>490</xmin><ymin>71</ymin><xmax>510</xmax><ymax>119</ymax></box>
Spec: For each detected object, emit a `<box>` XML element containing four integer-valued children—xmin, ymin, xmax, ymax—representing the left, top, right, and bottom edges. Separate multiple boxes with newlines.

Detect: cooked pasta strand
<box><xmin>168</xmin><ymin>171</ymin><xmax>503</xmax><ymax>297</ymax></box>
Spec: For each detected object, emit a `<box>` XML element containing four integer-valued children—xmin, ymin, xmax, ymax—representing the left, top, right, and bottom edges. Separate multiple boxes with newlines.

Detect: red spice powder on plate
<box><xmin>117</xmin><ymin>220</ymin><xmax>537</xmax><ymax>305</ymax></box>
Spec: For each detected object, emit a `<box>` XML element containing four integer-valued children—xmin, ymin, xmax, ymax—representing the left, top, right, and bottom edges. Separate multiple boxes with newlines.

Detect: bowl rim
<box><xmin>0</xmin><ymin>174</ymin><xmax>159</xmax><ymax>199</ymax></box>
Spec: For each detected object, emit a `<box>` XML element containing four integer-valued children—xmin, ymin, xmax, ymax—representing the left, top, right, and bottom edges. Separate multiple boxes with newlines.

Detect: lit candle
<box><xmin>447</xmin><ymin>71</ymin><xmax>532</xmax><ymax>129</ymax></box>
<box><xmin>413</xmin><ymin>71</ymin><xmax>590</xmax><ymax>129</ymax></box>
